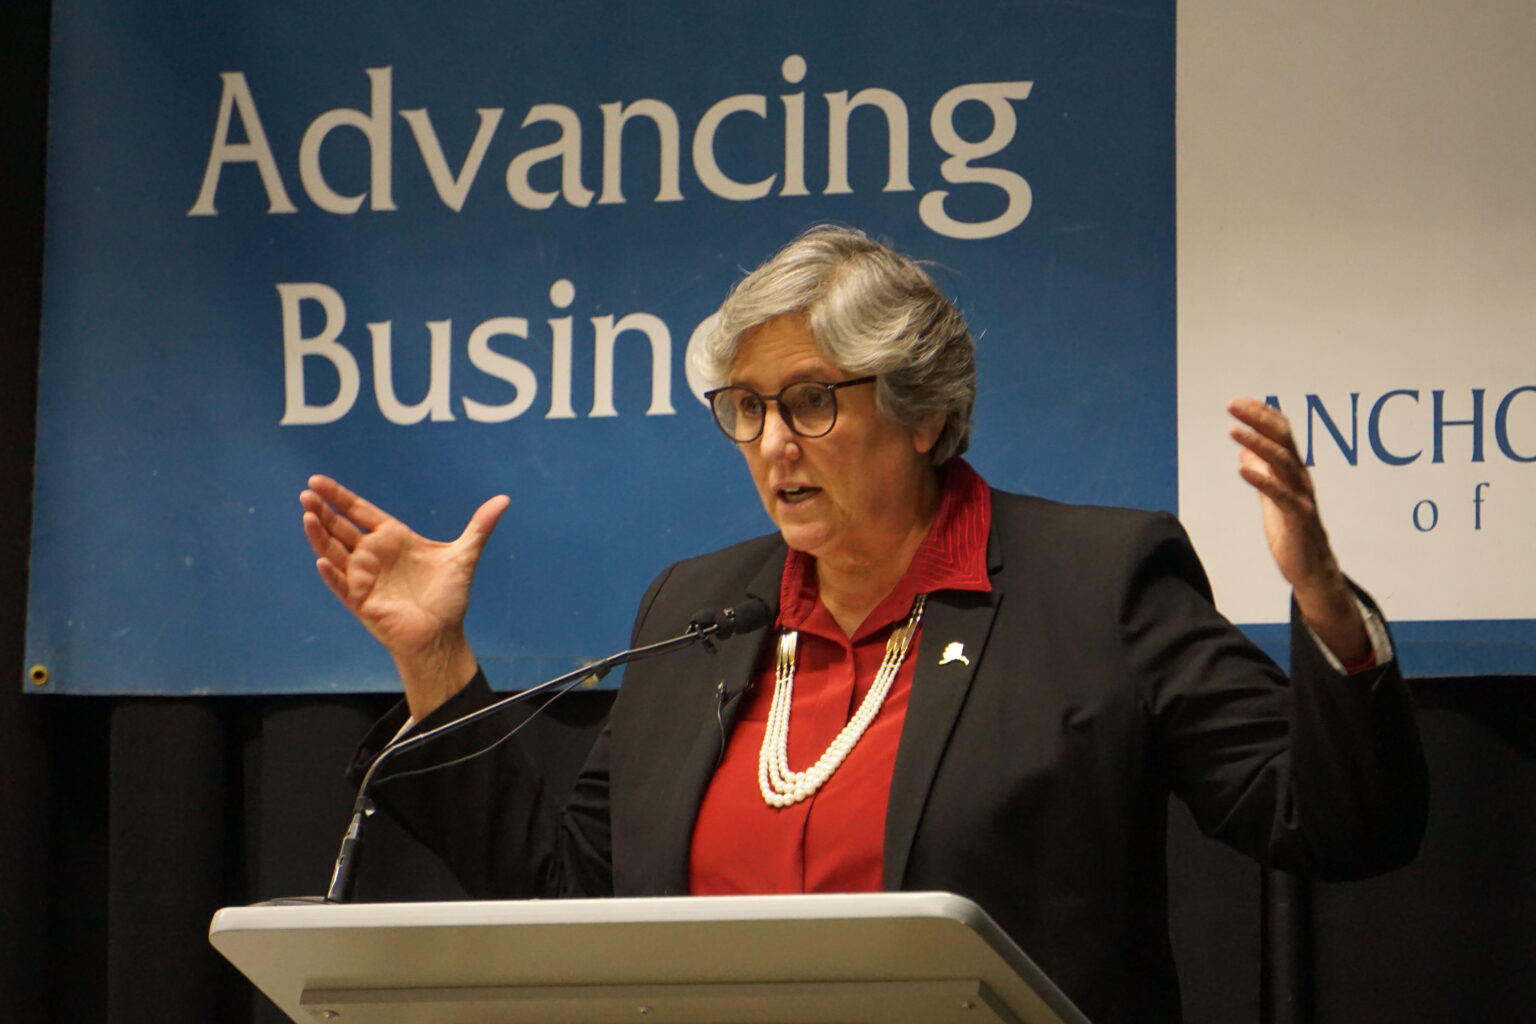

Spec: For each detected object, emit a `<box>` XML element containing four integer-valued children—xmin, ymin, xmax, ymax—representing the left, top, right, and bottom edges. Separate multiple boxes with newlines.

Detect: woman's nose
<box><xmin>757</xmin><ymin>404</ymin><xmax>801</xmax><ymax>461</ymax></box>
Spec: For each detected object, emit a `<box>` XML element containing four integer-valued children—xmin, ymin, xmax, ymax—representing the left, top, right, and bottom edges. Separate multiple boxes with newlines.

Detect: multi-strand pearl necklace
<box><xmin>757</xmin><ymin>594</ymin><xmax>927</xmax><ymax>808</ymax></box>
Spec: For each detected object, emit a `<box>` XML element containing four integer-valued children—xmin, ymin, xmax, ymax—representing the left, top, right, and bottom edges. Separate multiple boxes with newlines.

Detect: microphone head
<box><xmin>716</xmin><ymin>598</ymin><xmax>770</xmax><ymax>638</ymax></box>
<box><xmin>687</xmin><ymin>608</ymin><xmax>719</xmax><ymax>633</ymax></box>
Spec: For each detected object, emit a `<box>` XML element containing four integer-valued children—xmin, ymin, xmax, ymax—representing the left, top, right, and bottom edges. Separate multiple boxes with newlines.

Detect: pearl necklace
<box><xmin>757</xmin><ymin>594</ymin><xmax>927</xmax><ymax>808</ymax></box>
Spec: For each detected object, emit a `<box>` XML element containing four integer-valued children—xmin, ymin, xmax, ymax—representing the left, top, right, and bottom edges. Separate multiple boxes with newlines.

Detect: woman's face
<box><xmin>728</xmin><ymin>315</ymin><xmax>941</xmax><ymax>567</ymax></box>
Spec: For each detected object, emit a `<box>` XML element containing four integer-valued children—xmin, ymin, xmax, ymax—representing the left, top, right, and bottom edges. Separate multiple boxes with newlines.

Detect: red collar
<box><xmin>778</xmin><ymin>459</ymin><xmax>992</xmax><ymax>639</ymax></box>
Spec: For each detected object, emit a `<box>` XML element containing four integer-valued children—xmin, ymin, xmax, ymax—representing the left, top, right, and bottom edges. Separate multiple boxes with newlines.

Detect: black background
<box><xmin>3</xmin><ymin>3</ymin><xmax>1532</xmax><ymax>1020</ymax></box>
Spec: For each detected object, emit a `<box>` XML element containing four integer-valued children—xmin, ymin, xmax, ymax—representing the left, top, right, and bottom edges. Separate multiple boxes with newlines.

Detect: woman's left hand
<box><xmin>1227</xmin><ymin>397</ymin><xmax>1371</xmax><ymax>667</ymax></box>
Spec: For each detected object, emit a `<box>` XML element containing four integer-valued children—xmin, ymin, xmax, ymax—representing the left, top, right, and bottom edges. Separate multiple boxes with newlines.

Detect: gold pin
<box><xmin>938</xmin><ymin>642</ymin><xmax>969</xmax><ymax>666</ymax></box>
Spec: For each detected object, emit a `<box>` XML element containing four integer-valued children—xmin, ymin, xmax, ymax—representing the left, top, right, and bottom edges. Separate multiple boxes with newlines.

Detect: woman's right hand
<box><xmin>300</xmin><ymin>475</ymin><xmax>510</xmax><ymax>720</ymax></box>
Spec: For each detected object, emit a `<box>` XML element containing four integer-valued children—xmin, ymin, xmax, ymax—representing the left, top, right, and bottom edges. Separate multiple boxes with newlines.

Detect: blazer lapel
<box><xmin>883</xmin><ymin>535</ymin><xmax>1005</xmax><ymax>889</ymax></box>
<box><xmin>650</xmin><ymin>547</ymin><xmax>786</xmax><ymax>892</ymax></box>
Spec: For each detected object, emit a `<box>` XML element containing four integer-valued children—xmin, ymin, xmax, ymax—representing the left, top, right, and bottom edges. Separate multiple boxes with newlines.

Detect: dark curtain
<box><xmin>5</xmin><ymin>5</ymin><xmax>1533</xmax><ymax>1021</ymax></box>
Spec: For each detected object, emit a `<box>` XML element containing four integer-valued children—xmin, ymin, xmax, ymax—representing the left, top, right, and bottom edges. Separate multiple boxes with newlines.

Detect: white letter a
<box><xmin>188</xmin><ymin>72</ymin><xmax>297</xmax><ymax>216</ymax></box>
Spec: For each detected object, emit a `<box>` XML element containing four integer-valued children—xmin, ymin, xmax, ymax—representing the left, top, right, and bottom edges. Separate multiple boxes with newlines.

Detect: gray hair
<box><xmin>693</xmin><ymin>225</ymin><xmax>977</xmax><ymax>464</ymax></box>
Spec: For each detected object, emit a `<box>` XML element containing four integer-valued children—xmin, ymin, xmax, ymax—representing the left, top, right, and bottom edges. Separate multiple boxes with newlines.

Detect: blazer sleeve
<box><xmin>347</xmin><ymin>670</ymin><xmax>617</xmax><ymax>898</ymax></box>
<box><xmin>341</xmin><ymin>559</ymin><xmax>691</xmax><ymax>899</ymax></box>
<box><xmin>1121</xmin><ymin>512</ymin><xmax>1428</xmax><ymax>880</ymax></box>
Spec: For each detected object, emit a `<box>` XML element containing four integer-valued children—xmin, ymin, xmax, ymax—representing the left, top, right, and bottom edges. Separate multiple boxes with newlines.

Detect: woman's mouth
<box><xmin>776</xmin><ymin>485</ymin><xmax>821</xmax><ymax>504</ymax></box>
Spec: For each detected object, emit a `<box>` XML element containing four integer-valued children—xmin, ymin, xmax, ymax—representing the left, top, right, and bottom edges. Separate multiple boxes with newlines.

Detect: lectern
<box><xmin>210</xmin><ymin>891</ymin><xmax>1090</xmax><ymax>1023</ymax></box>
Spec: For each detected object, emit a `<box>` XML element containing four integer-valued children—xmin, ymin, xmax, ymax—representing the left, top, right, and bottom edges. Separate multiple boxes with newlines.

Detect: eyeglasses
<box><xmin>703</xmin><ymin>376</ymin><xmax>878</xmax><ymax>443</ymax></box>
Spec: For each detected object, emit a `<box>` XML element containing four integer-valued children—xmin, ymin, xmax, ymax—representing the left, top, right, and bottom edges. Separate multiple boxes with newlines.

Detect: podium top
<box><xmin>211</xmin><ymin>891</ymin><xmax>1090</xmax><ymax>1024</ymax></box>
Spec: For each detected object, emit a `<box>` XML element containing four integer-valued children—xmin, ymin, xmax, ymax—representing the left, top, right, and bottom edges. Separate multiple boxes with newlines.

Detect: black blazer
<box><xmin>357</xmin><ymin>490</ymin><xmax>1427</xmax><ymax>1024</ymax></box>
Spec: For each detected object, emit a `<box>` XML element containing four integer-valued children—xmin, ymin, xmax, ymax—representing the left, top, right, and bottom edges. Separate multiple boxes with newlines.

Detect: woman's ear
<box><xmin>911</xmin><ymin>412</ymin><xmax>945</xmax><ymax>455</ymax></box>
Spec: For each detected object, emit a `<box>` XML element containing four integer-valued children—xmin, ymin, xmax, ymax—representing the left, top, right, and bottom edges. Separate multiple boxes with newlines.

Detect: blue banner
<box><xmin>33</xmin><ymin>0</ymin><xmax>1178</xmax><ymax>693</ymax></box>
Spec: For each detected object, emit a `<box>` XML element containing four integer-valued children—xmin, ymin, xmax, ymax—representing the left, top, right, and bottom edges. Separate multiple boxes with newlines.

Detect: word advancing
<box><xmin>190</xmin><ymin>59</ymin><xmax>1034</xmax><ymax>240</ymax></box>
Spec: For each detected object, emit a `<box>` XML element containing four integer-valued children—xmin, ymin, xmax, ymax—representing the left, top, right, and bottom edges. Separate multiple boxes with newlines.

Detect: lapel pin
<box><xmin>939</xmin><ymin>642</ymin><xmax>970</xmax><ymax>666</ymax></box>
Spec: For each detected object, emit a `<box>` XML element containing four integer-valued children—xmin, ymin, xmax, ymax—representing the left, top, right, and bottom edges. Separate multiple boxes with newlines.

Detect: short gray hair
<box><xmin>694</xmin><ymin>225</ymin><xmax>977</xmax><ymax>464</ymax></box>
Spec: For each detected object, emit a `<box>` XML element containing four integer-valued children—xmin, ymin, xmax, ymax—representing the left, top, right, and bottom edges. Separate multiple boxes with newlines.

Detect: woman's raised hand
<box><xmin>1226</xmin><ymin>398</ymin><xmax>1370</xmax><ymax>667</ymax></box>
<box><xmin>300</xmin><ymin>475</ymin><xmax>510</xmax><ymax>719</ymax></box>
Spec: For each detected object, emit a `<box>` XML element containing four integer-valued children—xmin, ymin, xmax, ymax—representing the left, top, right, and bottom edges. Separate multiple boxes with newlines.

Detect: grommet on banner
<box><xmin>28</xmin><ymin>664</ymin><xmax>50</xmax><ymax>686</ymax></box>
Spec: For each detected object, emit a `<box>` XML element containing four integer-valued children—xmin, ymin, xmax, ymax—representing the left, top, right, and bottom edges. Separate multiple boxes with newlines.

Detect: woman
<box><xmin>300</xmin><ymin>226</ymin><xmax>1426</xmax><ymax>1023</ymax></box>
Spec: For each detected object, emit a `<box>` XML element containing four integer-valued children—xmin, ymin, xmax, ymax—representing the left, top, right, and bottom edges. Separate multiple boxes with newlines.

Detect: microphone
<box><xmin>689</xmin><ymin>598</ymin><xmax>770</xmax><ymax>639</ymax></box>
<box><xmin>324</xmin><ymin>598</ymin><xmax>769</xmax><ymax>904</ymax></box>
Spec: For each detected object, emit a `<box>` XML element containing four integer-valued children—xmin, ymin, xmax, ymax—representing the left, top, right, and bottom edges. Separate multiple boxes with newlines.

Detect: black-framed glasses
<box><xmin>703</xmin><ymin>376</ymin><xmax>878</xmax><ymax>443</ymax></box>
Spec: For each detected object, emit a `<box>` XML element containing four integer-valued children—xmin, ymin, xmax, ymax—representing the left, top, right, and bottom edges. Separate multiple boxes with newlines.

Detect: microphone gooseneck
<box><xmin>323</xmin><ymin>597</ymin><xmax>769</xmax><ymax>904</ymax></box>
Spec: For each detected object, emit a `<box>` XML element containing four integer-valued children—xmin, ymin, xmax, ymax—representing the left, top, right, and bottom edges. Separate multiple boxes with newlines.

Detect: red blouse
<box><xmin>688</xmin><ymin>460</ymin><xmax>993</xmax><ymax>894</ymax></box>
